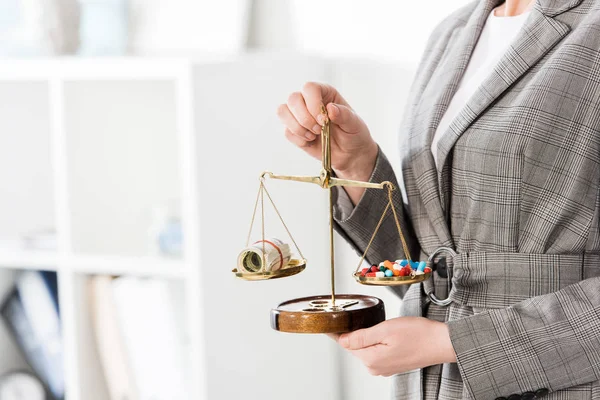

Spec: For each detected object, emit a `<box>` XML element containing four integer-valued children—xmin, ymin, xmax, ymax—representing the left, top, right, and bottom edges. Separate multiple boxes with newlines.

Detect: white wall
<box><xmin>192</xmin><ymin>55</ymin><xmax>341</xmax><ymax>400</ymax></box>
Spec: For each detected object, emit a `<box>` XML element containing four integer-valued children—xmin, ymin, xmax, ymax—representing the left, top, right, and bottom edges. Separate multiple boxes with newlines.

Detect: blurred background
<box><xmin>0</xmin><ymin>0</ymin><xmax>471</xmax><ymax>399</ymax></box>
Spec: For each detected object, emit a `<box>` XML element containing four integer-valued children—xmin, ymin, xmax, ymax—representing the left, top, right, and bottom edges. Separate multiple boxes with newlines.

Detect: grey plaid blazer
<box><xmin>333</xmin><ymin>0</ymin><xmax>600</xmax><ymax>399</ymax></box>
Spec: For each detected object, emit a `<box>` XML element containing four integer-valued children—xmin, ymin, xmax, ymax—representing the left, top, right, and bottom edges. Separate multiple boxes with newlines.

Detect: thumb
<box><xmin>326</xmin><ymin>103</ymin><xmax>362</xmax><ymax>134</ymax></box>
<box><xmin>338</xmin><ymin>327</ymin><xmax>381</xmax><ymax>350</ymax></box>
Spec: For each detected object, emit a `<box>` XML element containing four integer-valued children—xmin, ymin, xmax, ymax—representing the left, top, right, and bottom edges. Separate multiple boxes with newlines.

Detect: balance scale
<box><xmin>232</xmin><ymin>106</ymin><xmax>433</xmax><ymax>334</ymax></box>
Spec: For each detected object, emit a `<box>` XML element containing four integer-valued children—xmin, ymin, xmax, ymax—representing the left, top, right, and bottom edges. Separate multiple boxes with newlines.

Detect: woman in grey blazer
<box><xmin>277</xmin><ymin>0</ymin><xmax>600</xmax><ymax>399</ymax></box>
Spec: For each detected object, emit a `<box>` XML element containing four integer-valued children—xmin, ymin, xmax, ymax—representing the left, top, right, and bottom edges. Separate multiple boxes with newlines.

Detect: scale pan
<box><xmin>271</xmin><ymin>294</ymin><xmax>385</xmax><ymax>333</ymax></box>
<box><xmin>353</xmin><ymin>271</ymin><xmax>431</xmax><ymax>286</ymax></box>
<box><xmin>233</xmin><ymin>259</ymin><xmax>306</xmax><ymax>281</ymax></box>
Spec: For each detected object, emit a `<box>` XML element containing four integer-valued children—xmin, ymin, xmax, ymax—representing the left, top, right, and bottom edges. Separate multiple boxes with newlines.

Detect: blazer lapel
<box><xmin>409</xmin><ymin>0</ymin><xmax>500</xmax><ymax>248</ymax></box>
<box><xmin>435</xmin><ymin>6</ymin><xmax>572</xmax><ymax>202</ymax></box>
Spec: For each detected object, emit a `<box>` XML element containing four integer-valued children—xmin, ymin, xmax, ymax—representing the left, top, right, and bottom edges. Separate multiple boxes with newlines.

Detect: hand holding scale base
<box><xmin>234</xmin><ymin>106</ymin><xmax>430</xmax><ymax>333</ymax></box>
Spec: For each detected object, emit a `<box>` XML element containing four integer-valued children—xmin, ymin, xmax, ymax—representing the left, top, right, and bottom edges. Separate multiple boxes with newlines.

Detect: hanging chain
<box><xmin>261</xmin><ymin>183</ymin><xmax>306</xmax><ymax>261</ymax></box>
<box><xmin>261</xmin><ymin>181</ymin><xmax>266</xmax><ymax>272</ymax></box>
<box><xmin>354</xmin><ymin>200</ymin><xmax>391</xmax><ymax>273</ymax></box>
<box><xmin>388</xmin><ymin>185</ymin><xmax>412</xmax><ymax>260</ymax></box>
<box><xmin>245</xmin><ymin>183</ymin><xmax>263</xmax><ymax>247</ymax></box>
<box><xmin>354</xmin><ymin>183</ymin><xmax>412</xmax><ymax>273</ymax></box>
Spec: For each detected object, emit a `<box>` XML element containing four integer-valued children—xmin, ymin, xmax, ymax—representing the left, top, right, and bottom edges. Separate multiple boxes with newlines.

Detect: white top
<box><xmin>431</xmin><ymin>9</ymin><xmax>531</xmax><ymax>167</ymax></box>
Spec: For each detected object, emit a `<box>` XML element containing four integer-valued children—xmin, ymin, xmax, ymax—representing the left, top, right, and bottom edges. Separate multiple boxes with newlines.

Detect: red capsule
<box><xmin>370</xmin><ymin>265</ymin><xmax>378</xmax><ymax>272</ymax></box>
<box><xmin>424</xmin><ymin>267</ymin><xmax>432</xmax><ymax>273</ymax></box>
<box><xmin>366</xmin><ymin>272</ymin><xmax>377</xmax><ymax>277</ymax></box>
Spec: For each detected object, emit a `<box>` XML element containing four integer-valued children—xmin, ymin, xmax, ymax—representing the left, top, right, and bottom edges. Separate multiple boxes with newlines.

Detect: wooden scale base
<box><xmin>271</xmin><ymin>294</ymin><xmax>385</xmax><ymax>334</ymax></box>
<box><xmin>236</xmin><ymin>106</ymin><xmax>417</xmax><ymax>334</ymax></box>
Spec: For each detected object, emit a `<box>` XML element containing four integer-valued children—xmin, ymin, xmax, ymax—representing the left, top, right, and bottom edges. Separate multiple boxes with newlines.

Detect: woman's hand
<box><xmin>329</xmin><ymin>317</ymin><xmax>457</xmax><ymax>376</ymax></box>
<box><xmin>277</xmin><ymin>82</ymin><xmax>378</xmax><ymax>204</ymax></box>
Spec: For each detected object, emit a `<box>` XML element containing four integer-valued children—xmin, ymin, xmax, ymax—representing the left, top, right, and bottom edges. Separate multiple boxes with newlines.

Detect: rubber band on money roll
<box><xmin>238</xmin><ymin>238</ymin><xmax>291</xmax><ymax>273</ymax></box>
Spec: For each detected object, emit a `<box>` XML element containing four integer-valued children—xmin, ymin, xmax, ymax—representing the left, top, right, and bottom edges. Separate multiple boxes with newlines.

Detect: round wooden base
<box><xmin>270</xmin><ymin>294</ymin><xmax>385</xmax><ymax>334</ymax></box>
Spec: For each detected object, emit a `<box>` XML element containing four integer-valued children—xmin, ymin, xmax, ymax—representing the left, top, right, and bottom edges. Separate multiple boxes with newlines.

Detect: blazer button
<box><xmin>522</xmin><ymin>392</ymin><xmax>535</xmax><ymax>400</ymax></box>
<box><xmin>507</xmin><ymin>394</ymin><xmax>521</xmax><ymax>400</ymax></box>
<box><xmin>535</xmin><ymin>388</ymin><xmax>549</xmax><ymax>397</ymax></box>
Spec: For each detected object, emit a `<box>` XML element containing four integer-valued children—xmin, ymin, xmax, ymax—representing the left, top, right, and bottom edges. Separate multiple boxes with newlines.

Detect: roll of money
<box><xmin>238</xmin><ymin>238</ymin><xmax>291</xmax><ymax>273</ymax></box>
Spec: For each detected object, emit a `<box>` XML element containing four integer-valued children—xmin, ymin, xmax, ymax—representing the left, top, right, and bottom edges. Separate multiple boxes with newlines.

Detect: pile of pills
<box><xmin>359</xmin><ymin>259</ymin><xmax>432</xmax><ymax>278</ymax></box>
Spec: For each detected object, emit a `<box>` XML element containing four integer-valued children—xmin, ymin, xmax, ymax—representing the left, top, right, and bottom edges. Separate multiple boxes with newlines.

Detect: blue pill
<box><xmin>399</xmin><ymin>259</ymin><xmax>408</xmax><ymax>266</ymax></box>
<box><xmin>417</xmin><ymin>261</ymin><xmax>427</xmax><ymax>272</ymax></box>
<box><xmin>409</xmin><ymin>260</ymin><xmax>420</xmax><ymax>270</ymax></box>
<box><xmin>385</xmin><ymin>269</ymin><xmax>394</xmax><ymax>277</ymax></box>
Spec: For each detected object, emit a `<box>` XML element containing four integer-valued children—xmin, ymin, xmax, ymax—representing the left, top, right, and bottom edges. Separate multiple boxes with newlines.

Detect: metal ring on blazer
<box><xmin>427</xmin><ymin>247</ymin><xmax>457</xmax><ymax>306</ymax></box>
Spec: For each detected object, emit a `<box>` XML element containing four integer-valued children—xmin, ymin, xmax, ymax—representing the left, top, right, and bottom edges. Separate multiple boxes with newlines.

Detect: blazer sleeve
<box><xmin>332</xmin><ymin>146</ymin><xmax>421</xmax><ymax>298</ymax></box>
<box><xmin>448</xmin><ymin>275</ymin><xmax>600</xmax><ymax>399</ymax></box>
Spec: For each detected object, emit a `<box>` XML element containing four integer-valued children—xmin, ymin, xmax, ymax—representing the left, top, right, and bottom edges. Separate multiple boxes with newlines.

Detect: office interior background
<box><xmin>0</xmin><ymin>1</ymin><xmax>470</xmax><ymax>399</ymax></box>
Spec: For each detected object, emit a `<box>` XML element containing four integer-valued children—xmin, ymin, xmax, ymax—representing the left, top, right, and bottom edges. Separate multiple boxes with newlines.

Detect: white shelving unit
<box><xmin>0</xmin><ymin>55</ymin><xmax>350</xmax><ymax>400</ymax></box>
<box><xmin>0</xmin><ymin>57</ymin><xmax>206</xmax><ymax>400</ymax></box>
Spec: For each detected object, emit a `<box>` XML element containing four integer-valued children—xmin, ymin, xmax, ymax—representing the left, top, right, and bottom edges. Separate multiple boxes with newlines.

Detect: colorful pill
<box><xmin>379</xmin><ymin>265</ymin><xmax>386</xmax><ymax>272</ymax></box>
<box><xmin>417</xmin><ymin>261</ymin><xmax>427</xmax><ymax>272</ymax></box>
<box><xmin>392</xmin><ymin>269</ymin><xmax>401</xmax><ymax>276</ymax></box>
<box><xmin>392</xmin><ymin>263</ymin><xmax>401</xmax><ymax>270</ymax></box>
<box><xmin>424</xmin><ymin>267</ymin><xmax>432</xmax><ymax>274</ymax></box>
<box><xmin>385</xmin><ymin>269</ymin><xmax>394</xmax><ymax>277</ymax></box>
<box><xmin>399</xmin><ymin>259</ymin><xmax>408</xmax><ymax>266</ymax></box>
<box><xmin>384</xmin><ymin>260</ymin><xmax>394</xmax><ymax>270</ymax></box>
<box><xmin>399</xmin><ymin>267</ymin><xmax>410</xmax><ymax>276</ymax></box>
<box><xmin>409</xmin><ymin>260</ymin><xmax>420</xmax><ymax>270</ymax></box>
<box><xmin>370</xmin><ymin>266</ymin><xmax>378</xmax><ymax>272</ymax></box>
<box><xmin>415</xmin><ymin>270</ymin><xmax>424</xmax><ymax>275</ymax></box>
<box><xmin>366</xmin><ymin>272</ymin><xmax>377</xmax><ymax>277</ymax></box>
<box><xmin>375</xmin><ymin>271</ymin><xmax>385</xmax><ymax>278</ymax></box>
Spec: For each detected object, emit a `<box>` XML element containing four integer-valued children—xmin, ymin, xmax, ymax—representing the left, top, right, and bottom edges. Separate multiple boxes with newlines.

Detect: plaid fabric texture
<box><xmin>332</xmin><ymin>0</ymin><xmax>600</xmax><ymax>399</ymax></box>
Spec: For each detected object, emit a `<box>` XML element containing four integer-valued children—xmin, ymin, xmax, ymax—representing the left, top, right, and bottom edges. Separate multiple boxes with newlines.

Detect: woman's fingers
<box><xmin>277</xmin><ymin>103</ymin><xmax>317</xmax><ymax>141</ymax></box>
<box><xmin>287</xmin><ymin>91</ymin><xmax>321</xmax><ymax>135</ymax></box>
<box><xmin>301</xmin><ymin>81</ymin><xmax>350</xmax><ymax>123</ymax></box>
<box><xmin>301</xmin><ymin>82</ymin><xmax>331</xmax><ymax>126</ymax></box>
<box><xmin>327</xmin><ymin>103</ymin><xmax>362</xmax><ymax>134</ymax></box>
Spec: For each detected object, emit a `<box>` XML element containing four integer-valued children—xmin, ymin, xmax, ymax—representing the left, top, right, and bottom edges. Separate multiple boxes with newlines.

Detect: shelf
<box><xmin>0</xmin><ymin>57</ymin><xmax>188</xmax><ymax>81</ymax></box>
<box><xmin>0</xmin><ymin>250</ymin><xmax>187</xmax><ymax>278</ymax></box>
<box><xmin>66</xmin><ymin>255</ymin><xmax>188</xmax><ymax>279</ymax></box>
<box><xmin>0</xmin><ymin>248</ymin><xmax>58</xmax><ymax>271</ymax></box>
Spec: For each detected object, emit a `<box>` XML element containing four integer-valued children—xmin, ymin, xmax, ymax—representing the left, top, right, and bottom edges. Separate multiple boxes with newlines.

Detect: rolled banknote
<box><xmin>238</xmin><ymin>238</ymin><xmax>291</xmax><ymax>273</ymax></box>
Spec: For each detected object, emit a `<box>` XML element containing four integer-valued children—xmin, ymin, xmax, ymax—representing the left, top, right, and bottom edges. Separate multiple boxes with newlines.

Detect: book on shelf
<box><xmin>1</xmin><ymin>270</ymin><xmax>63</xmax><ymax>400</ymax></box>
<box><xmin>89</xmin><ymin>276</ymin><xmax>139</xmax><ymax>400</ymax></box>
<box><xmin>90</xmin><ymin>275</ymin><xmax>188</xmax><ymax>400</ymax></box>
